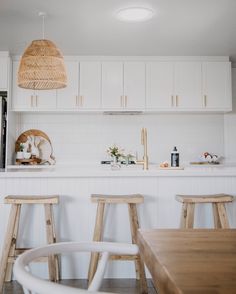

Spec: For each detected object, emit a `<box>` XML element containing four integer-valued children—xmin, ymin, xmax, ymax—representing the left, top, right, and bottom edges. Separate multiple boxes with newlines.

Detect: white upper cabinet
<box><xmin>146</xmin><ymin>62</ymin><xmax>202</xmax><ymax>110</ymax></box>
<box><xmin>12</xmin><ymin>61</ymin><xmax>57</xmax><ymax>110</ymax></box>
<box><xmin>146</xmin><ymin>62</ymin><xmax>174</xmax><ymax>109</ymax></box>
<box><xmin>54</xmin><ymin>61</ymin><xmax>101</xmax><ymax>110</ymax></box>
<box><xmin>101</xmin><ymin>62</ymin><xmax>123</xmax><ymax>109</ymax></box>
<box><xmin>101</xmin><ymin>62</ymin><xmax>145</xmax><ymax>110</ymax></box>
<box><xmin>34</xmin><ymin>89</ymin><xmax>57</xmax><ymax>109</ymax></box>
<box><xmin>11</xmin><ymin>57</ymin><xmax>232</xmax><ymax>113</ymax></box>
<box><xmin>0</xmin><ymin>57</ymin><xmax>8</xmax><ymax>90</ymax></box>
<box><xmin>202</xmin><ymin>62</ymin><xmax>232</xmax><ymax>110</ymax></box>
<box><xmin>123</xmin><ymin>62</ymin><xmax>145</xmax><ymax>109</ymax></box>
<box><xmin>174</xmin><ymin>62</ymin><xmax>202</xmax><ymax>109</ymax></box>
<box><xmin>12</xmin><ymin>61</ymin><xmax>32</xmax><ymax>109</ymax></box>
<box><xmin>57</xmin><ymin>61</ymin><xmax>79</xmax><ymax>109</ymax></box>
<box><xmin>79</xmin><ymin>61</ymin><xmax>101</xmax><ymax>109</ymax></box>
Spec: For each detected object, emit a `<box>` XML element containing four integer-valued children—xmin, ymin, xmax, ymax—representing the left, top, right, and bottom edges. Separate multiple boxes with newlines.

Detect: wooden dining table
<box><xmin>137</xmin><ymin>229</ymin><xmax>236</xmax><ymax>294</ymax></box>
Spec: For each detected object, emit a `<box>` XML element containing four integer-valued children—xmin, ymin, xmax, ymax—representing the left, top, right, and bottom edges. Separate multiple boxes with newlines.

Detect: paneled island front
<box><xmin>0</xmin><ymin>165</ymin><xmax>235</xmax><ymax>279</ymax></box>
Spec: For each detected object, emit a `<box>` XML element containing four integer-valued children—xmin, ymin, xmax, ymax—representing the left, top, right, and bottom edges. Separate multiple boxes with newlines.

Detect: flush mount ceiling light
<box><xmin>116</xmin><ymin>7</ymin><xmax>154</xmax><ymax>22</ymax></box>
<box><xmin>18</xmin><ymin>12</ymin><xmax>67</xmax><ymax>90</ymax></box>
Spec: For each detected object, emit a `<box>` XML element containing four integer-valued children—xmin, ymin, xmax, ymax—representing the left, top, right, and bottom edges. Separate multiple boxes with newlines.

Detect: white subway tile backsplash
<box><xmin>16</xmin><ymin>112</ymin><xmax>225</xmax><ymax>165</ymax></box>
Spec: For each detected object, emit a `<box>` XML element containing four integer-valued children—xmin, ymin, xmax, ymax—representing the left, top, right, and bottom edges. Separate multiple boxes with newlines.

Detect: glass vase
<box><xmin>111</xmin><ymin>156</ymin><xmax>121</xmax><ymax>170</ymax></box>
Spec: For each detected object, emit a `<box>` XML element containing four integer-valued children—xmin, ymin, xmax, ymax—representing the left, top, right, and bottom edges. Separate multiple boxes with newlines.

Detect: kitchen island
<box><xmin>0</xmin><ymin>164</ymin><xmax>236</xmax><ymax>279</ymax></box>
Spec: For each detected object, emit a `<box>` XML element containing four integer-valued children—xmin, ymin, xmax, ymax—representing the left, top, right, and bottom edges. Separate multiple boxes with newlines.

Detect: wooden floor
<box><xmin>3</xmin><ymin>279</ymin><xmax>157</xmax><ymax>293</ymax></box>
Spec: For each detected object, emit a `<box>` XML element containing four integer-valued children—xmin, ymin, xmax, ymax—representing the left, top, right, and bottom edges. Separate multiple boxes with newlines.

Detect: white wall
<box><xmin>224</xmin><ymin>68</ymin><xmax>236</xmax><ymax>163</ymax></box>
<box><xmin>15</xmin><ymin>112</ymin><xmax>224</xmax><ymax>166</ymax></box>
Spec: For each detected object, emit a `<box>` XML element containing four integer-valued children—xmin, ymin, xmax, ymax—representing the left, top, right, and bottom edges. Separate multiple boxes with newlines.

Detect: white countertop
<box><xmin>2</xmin><ymin>163</ymin><xmax>236</xmax><ymax>178</ymax></box>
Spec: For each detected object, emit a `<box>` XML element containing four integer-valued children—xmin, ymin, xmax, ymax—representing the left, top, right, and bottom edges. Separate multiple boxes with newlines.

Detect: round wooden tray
<box><xmin>15</xmin><ymin>129</ymin><xmax>51</xmax><ymax>152</ymax></box>
<box><xmin>16</xmin><ymin>158</ymin><xmax>42</xmax><ymax>165</ymax></box>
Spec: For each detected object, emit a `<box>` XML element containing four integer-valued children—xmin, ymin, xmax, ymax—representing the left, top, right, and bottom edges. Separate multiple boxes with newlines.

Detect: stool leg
<box><xmin>212</xmin><ymin>203</ymin><xmax>221</xmax><ymax>228</ymax></box>
<box><xmin>0</xmin><ymin>204</ymin><xmax>20</xmax><ymax>291</ymax></box>
<box><xmin>88</xmin><ymin>201</ymin><xmax>105</xmax><ymax>284</ymax></box>
<box><xmin>128</xmin><ymin>203</ymin><xmax>148</xmax><ymax>294</ymax></box>
<box><xmin>186</xmin><ymin>203</ymin><xmax>195</xmax><ymax>228</ymax></box>
<box><xmin>217</xmin><ymin>203</ymin><xmax>230</xmax><ymax>228</ymax></box>
<box><xmin>5</xmin><ymin>204</ymin><xmax>21</xmax><ymax>282</ymax></box>
<box><xmin>180</xmin><ymin>203</ymin><xmax>188</xmax><ymax>228</ymax></box>
<box><xmin>44</xmin><ymin>204</ymin><xmax>60</xmax><ymax>282</ymax></box>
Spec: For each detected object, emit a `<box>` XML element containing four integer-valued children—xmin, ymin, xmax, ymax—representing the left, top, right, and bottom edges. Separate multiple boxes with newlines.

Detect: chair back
<box><xmin>14</xmin><ymin>241</ymin><xmax>139</xmax><ymax>294</ymax></box>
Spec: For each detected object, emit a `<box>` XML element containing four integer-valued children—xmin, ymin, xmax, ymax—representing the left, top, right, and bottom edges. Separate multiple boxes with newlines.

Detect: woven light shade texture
<box><xmin>18</xmin><ymin>39</ymin><xmax>67</xmax><ymax>90</ymax></box>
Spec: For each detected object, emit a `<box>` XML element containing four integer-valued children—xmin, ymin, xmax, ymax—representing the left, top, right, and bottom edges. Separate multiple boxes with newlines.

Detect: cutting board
<box><xmin>158</xmin><ymin>166</ymin><xmax>184</xmax><ymax>170</ymax></box>
<box><xmin>190</xmin><ymin>162</ymin><xmax>220</xmax><ymax>165</ymax></box>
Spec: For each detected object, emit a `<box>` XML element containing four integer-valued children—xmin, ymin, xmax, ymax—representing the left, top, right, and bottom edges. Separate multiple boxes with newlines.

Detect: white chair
<box><xmin>13</xmin><ymin>241</ymin><xmax>139</xmax><ymax>294</ymax></box>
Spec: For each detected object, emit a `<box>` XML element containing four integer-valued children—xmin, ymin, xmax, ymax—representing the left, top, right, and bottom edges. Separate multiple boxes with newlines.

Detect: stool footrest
<box><xmin>8</xmin><ymin>255</ymin><xmax>49</xmax><ymax>263</ymax></box>
<box><xmin>110</xmin><ymin>254</ymin><xmax>138</xmax><ymax>261</ymax></box>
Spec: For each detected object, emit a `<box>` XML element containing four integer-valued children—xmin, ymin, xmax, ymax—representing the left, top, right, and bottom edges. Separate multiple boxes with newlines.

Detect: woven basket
<box><xmin>18</xmin><ymin>39</ymin><xmax>67</xmax><ymax>90</ymax></box>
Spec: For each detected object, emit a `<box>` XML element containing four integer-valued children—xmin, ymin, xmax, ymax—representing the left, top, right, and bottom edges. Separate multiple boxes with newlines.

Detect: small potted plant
<box><xmin>16</xmin><ymin>143</ymin><xmax>24</xmax><ymax>159</ymax></box>
<box><xmin>107</xmin><ymin>144</ymin><xmax>124</xmax><ymax>170</ymax></box>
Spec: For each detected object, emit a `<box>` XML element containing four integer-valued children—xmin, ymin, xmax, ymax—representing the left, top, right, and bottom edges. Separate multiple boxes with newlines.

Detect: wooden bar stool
<box><xmin>176</xmin><ymin>193</ymin><xmax>234</xmax><ymax>229</ymax></box>
<box><xmin>88</xmin><ymin>194</ymin><xmax>148</xmax><ymax>294</ymax></box>
<box><xmin>0</xmin><ymin>195</ymin><xmax>60</xmax><ymax>292</ymax></box>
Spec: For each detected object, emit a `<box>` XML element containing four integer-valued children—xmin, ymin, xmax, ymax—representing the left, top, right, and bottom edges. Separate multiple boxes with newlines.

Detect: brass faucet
<box><xmin>136</xmin><ymin>128</ymin><xmax>149</xmax><ymax>170</ymax></box>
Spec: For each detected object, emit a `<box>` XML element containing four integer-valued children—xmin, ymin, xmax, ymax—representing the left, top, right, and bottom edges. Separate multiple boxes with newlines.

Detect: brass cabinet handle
<box><xmin>76</xmin><ymin>95</ymin><xmax>78</xmax><ymax>106</ymax></box>
<box><xmin>30</xmin><ymin>95</ymin><xmax>33</xmax><ymax>107</ymax></box>
<box><xmin>120</xmin><ymin>96</ymin><xmax>123</xmax><ymax>107</ymax></box>
<box><xmin>35</xmin><ymin>95</ymin><xmax>38</xmax><ymax>107</ymax></box>
<box><xmin>171</xmin><ymin>95</ymin><xmax>174</xmax><ymax>107</ymax></box>
<box><xmin>80</xmin><ymin>96</ymin><xmax>83</xmax><ymax>107</ymax></box>
<box><xmin>204</xmin><ymin>95</ymin><xmax>207</xmax><ymax>107</ymax></box>
<box><xmin>125</xmin><ymin>95</ymin><xmax>127</xmax><ymax>108</ymax></box>
<box><xmin>176</xmin><ymin>95</ymin><xmax>179</xmax><ymax>107</ymax></box>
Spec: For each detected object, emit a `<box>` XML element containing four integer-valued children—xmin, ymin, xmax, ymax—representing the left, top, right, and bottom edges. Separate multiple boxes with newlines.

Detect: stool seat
<box><xmin>176</xmin><ymin>193</ymin><xmax>234</xmax><ymax>229</ymax></box>
<box><xmin>91</xmin><ymin>194</ymin><xmax>144</xmax><ymax>204</ymax></box>
<box><xmin>5</xmin><ymin>195</ymin><xmax>59</xmax><ymax>204</ymax></box>
<box><xmin>176</xmin><ymin>194</ymin><xmax>234</xmax><ymax>204</ymax></box>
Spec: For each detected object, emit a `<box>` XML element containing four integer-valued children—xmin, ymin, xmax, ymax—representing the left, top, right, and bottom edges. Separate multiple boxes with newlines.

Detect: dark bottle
<box><xmin>171</xmin><ymin>146</ymin><xmax>179</xmax><ymax>167</ymax></box>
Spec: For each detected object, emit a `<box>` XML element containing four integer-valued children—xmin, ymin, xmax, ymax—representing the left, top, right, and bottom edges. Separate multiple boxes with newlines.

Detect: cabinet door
<box><xmin>79</xmin><ymin>62</ymin><xmax>101</xmax><ymax>109</ymax></box>
<box><xmin>12</xmin><ymin>61</ymin><xmax>57</xmax><ymax>110</ymax></box>
<box><xmin>146</xmin><ymin>62</ymin><xmax>174</xmax><ymax>109</ymax></box>
<box><xmin>34</xmin><ymin>89</ymin><xmax>57</xmax><ymax>109</ymax></box>
<box><xmin>203</xmin><ymin>62</ymin><xmax>232</xmax><ymax>110</ymax></box>
<box><xmin>0</xmin><ymin>58</ymin><xmax>8</xmax><ymax>90</ymax></box>
<box><xmin>57</xmin><ymin>61</ymin><xmax>79</xmax><ymax>109</ymax></box>
<box><xmin>101</xmin><ymin>62</ymin><xmax>123</xmax><ymax>109</ymax></box>
<box><xmin>174</xmin><ymin>62</ymin><xmax>202</xmax><ymax>109</ymax></box>
<box><xmin>12</xmin><ymin>61</ymin><xmax>32</xmax><ymax>110</ymax></box>
<box><xmin>124</xmin><ymin>62</ymin><xmax>145</xmax><ymax>109</ymax></box>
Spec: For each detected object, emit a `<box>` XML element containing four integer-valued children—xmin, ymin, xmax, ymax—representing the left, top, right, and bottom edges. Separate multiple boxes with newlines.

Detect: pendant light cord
<box><xmin>42</xmin><ymin>14</ymin><xmax>45</xmax><ymax>39</ymax></box>
<box><xmin>39</xmin><ymin>12</ymin><xmax>46</xmax><ymax>39</ymax></box>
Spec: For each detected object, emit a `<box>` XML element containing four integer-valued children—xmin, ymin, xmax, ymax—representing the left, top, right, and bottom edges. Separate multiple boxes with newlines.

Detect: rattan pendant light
<box><xmin>18</xmin><ymin>12</ymin><xmax>67</xmax><ymax>90</ymax></box>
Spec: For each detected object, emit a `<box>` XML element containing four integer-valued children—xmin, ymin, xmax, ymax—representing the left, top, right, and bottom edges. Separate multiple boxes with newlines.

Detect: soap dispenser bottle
<box><xmin>171</xmin><ymin>146</ymin><xmax>179</xmax><ymax>167</ymax></box>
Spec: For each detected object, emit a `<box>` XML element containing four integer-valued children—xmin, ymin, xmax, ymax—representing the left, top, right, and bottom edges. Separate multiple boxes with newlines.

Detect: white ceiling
<box><xmin>0</xmin><ymin>0</ymin><xmax>236</xmax><ymax>61</ymax></box>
